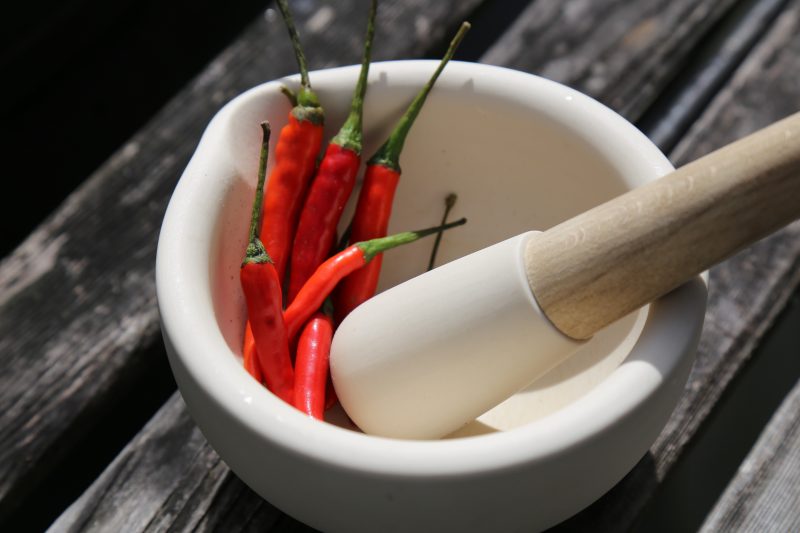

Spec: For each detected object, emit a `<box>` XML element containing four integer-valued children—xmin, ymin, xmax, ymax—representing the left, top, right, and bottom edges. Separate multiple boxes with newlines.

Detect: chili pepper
<box><xmin>242</xmin><ymin>322</ymin><xmax>263</xmax><ymax>383</ymax></box>
<box><xmin>259</xmin><ymin>0</ymin><xmax>325</xmax><ymax>282</ymax></box>
<box><xmin>294</xmin><ymin>310</ymin><xmax>334</xmax><ymax>419</ymax></box>
<box><xmin>284</xmin><ymin>217</ymin><xmax>467</xmax><ymax>341</ymax></box>
<box><xmin>241</xmin><ymin>0</ymin><xmax>324</xmax><ymax>372</ymax></box>
<box><xmin>287</xmin><ymin>0</ymin><xmax>377</xmax><ymax>303</ymax></box>
<box><xmin>428</xmin><ymin>193</ymin><xmax>458</xmax><ymax>271</ymax></box>
<box><xmin>333</xmin><ymin>22</ymin><xmax>470</xmax><ymax>323</ymax></box>
<box><xmin>240</xmin><ymin>122</ymin><xmax>294</xmax><ymax>404</ymax></box>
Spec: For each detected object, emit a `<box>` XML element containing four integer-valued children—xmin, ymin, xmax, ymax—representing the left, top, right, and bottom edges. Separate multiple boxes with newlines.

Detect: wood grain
<box><xmin>0</xmin><ymin>0</ymin><xmax>483</xmax><ymax>524</ymax></box>
<box><xmin>527</xmin><ymin>112</ymin><xmax>800</xmax><ymax>339</ymax></box>
<box><xmin>41</xmin><ymin>0</ymin><xmax>786</xmax><ymax>531</ymax></box>
<box><xmin>639</xmin><ymin>0</ymin><xmax>789</xmax><ymax>152</ymax></box>
<box><xmin>699</xmin><ymin>376</ymin><xmax>800</xmax><ymax>532</ymax></box>
<box><xmin>49</xmin><ymin>393</ymin><xmax>307</xmax><ymax>532</ymax></box>
<box><xmin>482</xmin><ymin>0</ymin><xmax>741</xmax><ymax>121</ymax></box>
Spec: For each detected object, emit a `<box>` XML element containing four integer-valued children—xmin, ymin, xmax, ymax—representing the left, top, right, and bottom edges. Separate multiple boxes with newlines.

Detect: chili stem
<box><xmin>279</xmin><ymin>85</ymin><xmax>298</xmax><ymax>106</ymax></box>
<box><xmin>369</xmin><ymin>21</ymin><xmax>470</xmax><ymax>170</ymax></box>
<box><xmin>248</xmin><ymin>122</ymin><xmax>270</xmax><ymax>244</ymax></box>
<box><xmin>331</xmin><ymin>0</ymin><xmax>377</xmax><ymax>152</ymax></box>
<box><xmin>275</xmin><ymin>0</ymin><xmax>320</xmax><ymax>108</ymax></box>
<box><xmin>276</xmin><ymin>0</ymin><xmax>310</xmax><ymax>88</ymax></box>
<box><xmin>244</xmin><ymin>123</ymin><xmax>272</xmax><ymax>265</ymax></box>
<box><xmin>427</xmin><ymin>193</ymin><xmax>458</xmax><ymax>271</ymax></box>
<box><xmin>357</xmin><ymin>217</ymin><xmax>466</xmax><ymax>261</ymax></box>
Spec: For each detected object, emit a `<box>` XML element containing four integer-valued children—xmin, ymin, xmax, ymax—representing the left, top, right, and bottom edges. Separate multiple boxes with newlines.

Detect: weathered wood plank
<box><xmin>45</xmin><ymin>0</ymin><xmax>774</xmax><ymax>531</ymax></box>
<box><xmin>657</xmin><ymin>0</ymin><xmax>800</xmax><ymax>483</ymax></box>
<box><xmin>482</xmin><ymin>0</ymin><xmax>741</xmax><ymax>121</ymax></box>
<box><xmin>700</xmin><ymin>374</ymin><xmax>800</xmax><ymax>532</ymax></box>
<box><xmin>0</xmin><ymin>0</ymin><xmax>485</xmax><ymax>525</ymax></box>
<box><xmin>49</xmin><ymin>393</ymin><xmax>310</xmax><ymax>532</ymax></box>
<box><xmin>638</xmin><ymin>0</ymin><xmax>789</xmax><ymax>152</ymax></box>
<box><xmin>557</xmin><ymin>2</ymin><xmax>800</xmax><ymax>530</ymax></box>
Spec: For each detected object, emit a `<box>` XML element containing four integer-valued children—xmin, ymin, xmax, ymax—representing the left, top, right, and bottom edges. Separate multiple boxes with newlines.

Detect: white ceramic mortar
<box><xmin>156</xmin><ymin>61</ymin><xmax>707</xmax><ymax>532</ymax></box>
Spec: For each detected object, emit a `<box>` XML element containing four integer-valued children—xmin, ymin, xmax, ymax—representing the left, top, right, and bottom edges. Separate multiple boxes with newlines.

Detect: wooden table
<box><xmin>2</xmin><ymin>0</ymin><xmax>799</xmax><ymax>531</ymax></box>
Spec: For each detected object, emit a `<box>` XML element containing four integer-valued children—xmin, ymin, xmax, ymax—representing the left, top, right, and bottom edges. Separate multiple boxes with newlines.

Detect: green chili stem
<box><xmin>331</xmin><ymin>0</ymin><xmax>377</xmax><ymax>153</ymax></box>
<box><xmin>427</xmin><ymin>193</ymin><xmax>458</xmax><ymax>271</ymax></box>
<box><xmin>357</xmin><ymin>217</ymin><xmax>467</xmax><ymax>262</ymax></box>
<box><xmin>244</xmin><ymin>123</ymin><xmax>273</xmax><ymax>265</ymax></box>
<box><xmin>276</xmin><ymin>0</ymin><xmax>310</xmax><ymax>88</ymax></box>
<box><xmin>248</xmin><ymin>122</ymin><xmax>271</xmax><ymax>243</ymax></box>
<box><xmin>369</xmin><ymin>21</ymin><xmax>470</xmax><ymax>170</ymax></box>
<box><xmin>280</xmin><ymin>85</ymin><xmax>298</xmax><ymax>106</ymax></box>
<box><xmin>276</xmin><ymin>0</ymin><xmax>321</xmax><ymax>110</ymax></box>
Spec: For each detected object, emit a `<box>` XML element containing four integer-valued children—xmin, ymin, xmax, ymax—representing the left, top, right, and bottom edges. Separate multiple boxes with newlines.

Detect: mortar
<box><xmin>156</xmin><ymin>61</ymin><xmax>707</xmax><ymax>532</ymax></box>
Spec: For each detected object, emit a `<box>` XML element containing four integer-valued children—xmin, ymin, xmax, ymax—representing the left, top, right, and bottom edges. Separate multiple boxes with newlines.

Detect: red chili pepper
<box><xmin>287</xmin><ymin>0</ymin><xmax>377</xmax><ymax>303</ymax></box>
<box><xmin>240</xmin><ymin>123</ymin><xmax>294</xmax><ymax>404</ymax></box>
<box><xmin>284</xmin><ymin>218</ymin><xmax>467</xmax><ymax>341</ymax></box>
<box><xmin>242</xmin><ymin>0</ymin><xmax>323</xmax><ymax>373</ymax></box>
<box><xmin>242</xmin><ymin>322</ymin><xmax>263</xmax><ymax>383</ymax></box>
<box><xmin>260</xmin><ymin>0</ymin><xmax>325</xmax><ymax>282</ymax></box>
<box><xmin>333</xmin><ymin>22</ymin><xmax>470</xmax><ymax>323</ymax></box>
<box><xmin>294</xmin><ymin>311</ymin><xmax>334</xmax><ymax>419</ymax></box>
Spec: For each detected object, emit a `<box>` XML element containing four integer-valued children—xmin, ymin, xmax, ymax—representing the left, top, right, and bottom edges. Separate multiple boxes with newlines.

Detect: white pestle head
<box><xmin>330</xmin><ymin>232</ymin><xmax>584</xmax><ymax>440</ymax></box>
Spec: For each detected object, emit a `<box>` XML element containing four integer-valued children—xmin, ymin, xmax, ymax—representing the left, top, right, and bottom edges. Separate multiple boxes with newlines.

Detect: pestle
<box><xmin>329</xmin><ymin>112</ymin><xmax>800</xmax><ymax>440</ymax></box>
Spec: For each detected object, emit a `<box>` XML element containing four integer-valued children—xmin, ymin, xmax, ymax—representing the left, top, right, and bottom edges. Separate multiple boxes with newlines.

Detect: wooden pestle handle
<box><xmin>526</xmin><ymin>112</ymin><xmax>800</xmax><ymax>340</ymax></box>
